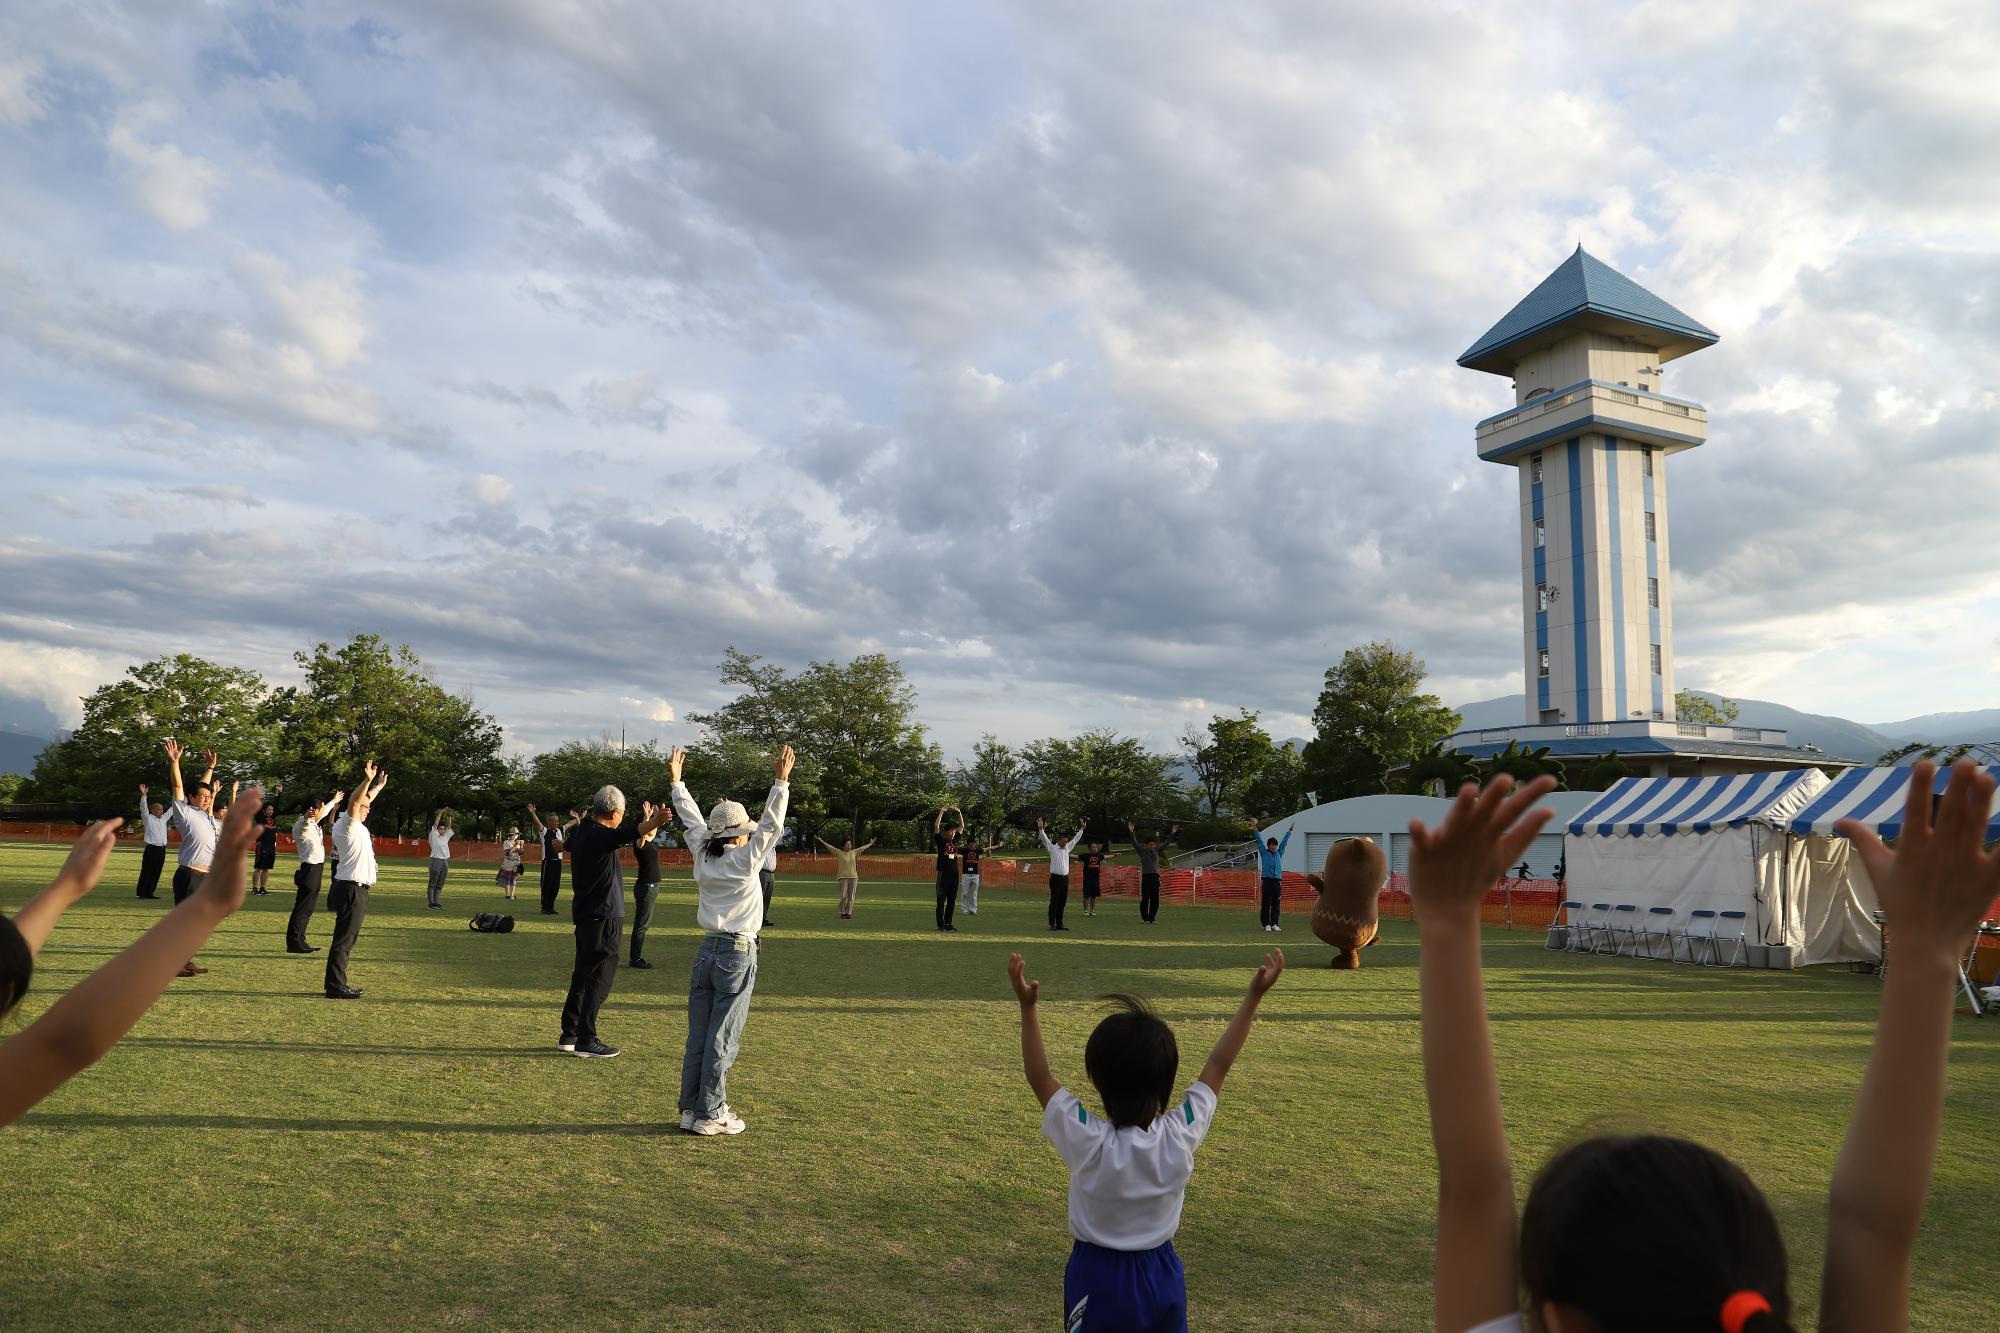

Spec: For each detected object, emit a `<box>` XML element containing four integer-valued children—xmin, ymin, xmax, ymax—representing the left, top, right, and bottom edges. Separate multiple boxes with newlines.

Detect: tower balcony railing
<box><xmin>1444</xmin><ymin>719</ymin><xmax>1792</xmax><ymax>747</ymax></box>
<box><xmin>1473</xmin><ymin>378</ymin><xmax>1709</xmax><ymax>441</ymax></box>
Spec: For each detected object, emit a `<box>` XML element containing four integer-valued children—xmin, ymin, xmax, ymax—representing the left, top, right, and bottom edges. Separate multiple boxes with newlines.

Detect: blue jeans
<box><xmin>680</xmin><ymin>932</ymin><xmax>759</xmax><ymax>1119</ymax></box>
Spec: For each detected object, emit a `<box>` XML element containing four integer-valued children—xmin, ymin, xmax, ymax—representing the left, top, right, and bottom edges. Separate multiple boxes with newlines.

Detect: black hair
<box><xmin>1083</xmin><ymin>994</ymin><xmax>1178</xmax><ymax>1128</ymax></box>
<box><xmin>0</xmin><ymin>913</ymin><xmax>33</xmax><ymax>1020</ymax></box>
<box><xmin>191</xmin><ymin>781</ymin><xmax>213</xmax><ymax>795</ymax></box>
<box><xmin>1520</xmin><ymin>1134</ymin><xmax>1795</xmax><ymax>1333</ymax></box>
<box><xmin>704</xmin><ymin>836</ymin><xmax>735</xmax><ymax>859</ymax></box>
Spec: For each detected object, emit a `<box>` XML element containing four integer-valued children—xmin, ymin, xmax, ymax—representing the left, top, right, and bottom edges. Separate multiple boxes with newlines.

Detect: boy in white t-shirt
<box><xmin>1007</xmin><ymin>947</ymin><xmax>1284</xmax><ymax>1332</ymax></box>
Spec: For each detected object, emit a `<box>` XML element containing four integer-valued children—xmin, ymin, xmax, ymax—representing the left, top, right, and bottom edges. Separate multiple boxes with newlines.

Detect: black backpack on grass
<box><xmin>469</xmin><ymin>913</ymin><xmax>516</xmax><ymax>934</ymax></box>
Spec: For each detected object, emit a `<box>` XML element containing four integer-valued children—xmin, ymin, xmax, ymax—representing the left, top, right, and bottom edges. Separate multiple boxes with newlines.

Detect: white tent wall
<box><xmin>1762</xmin><ymin>832</ymin><xmax>1881</xmax><ymax>965</ymax></box>
<box><xmin>1567</xmin><ymin>822</ymin><xmax>1760</xmax><ymax>934</ymax></box>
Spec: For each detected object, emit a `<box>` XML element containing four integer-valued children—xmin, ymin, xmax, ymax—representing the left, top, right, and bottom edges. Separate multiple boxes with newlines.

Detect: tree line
<box><xmin>13</xmin><ymin>635</ymin><xmax>1656</xmax><ymax>849</ymax></box>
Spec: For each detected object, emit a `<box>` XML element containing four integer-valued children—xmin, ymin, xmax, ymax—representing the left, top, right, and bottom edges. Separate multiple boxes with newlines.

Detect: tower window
<box><xmin>1643</xmin><ymin>449</ymin><xmax>1655</xmax><ymax>477</ymax></box>
<box><xmin>1531</xmin><ymin>453</ymin><xmax>1543</xmax><ymax>484</ymax></box>
<box><xmin>1645</xmin><ymin>511</ymin><xmax>1657</xmax><ymax>542</ymax></box>
<box><xmin>1538</xmin><ymin>649</ymin><xmax>1550</xmax><ymax>678</ymax></box>
<box><xmin>1537</xmin><ymin>584</ymin><xmax>1551</xmax><ymax>612</ymax></box>
<box><xmin>1534</xmin><ymin>517</ymin><xmax>1545</xmax><ymax>548</ymax></box>
<box><xmin>1650</xmin><ymin>643</ymin><xmax>1663</xmax><ymax>675</ymax></box>
<box><xmin>1647</xmin><ymin>577</ymin><xmax>1659</xmax><ymax>608</ymax></box>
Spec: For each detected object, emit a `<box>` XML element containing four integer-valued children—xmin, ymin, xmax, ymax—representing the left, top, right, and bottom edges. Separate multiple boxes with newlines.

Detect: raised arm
<box><xmin>199</xmin><ymin>748</ymin><xmax>216</xmax><ymax>788</ymax></box>
<box><xmin>1408</xmin><ymin>776</ymin><xmax>1556</xmax><ymax>1333</ymax></box>
<box><xmin>138</xmin><ymin>786</ymin><xmax>148</xmax><ymax>822</ymax></box>
<box><xmin>933</xmin><ymin>806</ymin><xmax>946</xmax><ymax>834</ymax></box>
<box><xmin>635</xmin><ymin>799</ymin><xmax>673</xmax><ymax>841</ymax></box>
<box><xmin>1197</xmin><ymin>949</ymin><xmax>1285</xmax><ymax>1095</ymax></box>
<box><xmin>1822</xmin><ymin>760</ymin><xmax>2000</xmax><ymax>1332</ymax></box>
<box><xmin>1062</xmin><ymin>821</ymin><xmax>1086</xmax><ymax>854</ymax></box>
<box><xmin>814</xmin><ymin>835</ymin><xmax>835</xmax><ymax>853</ymax></box>
<box><xmin>860</xmin><ymin>839</ymin><xmax>877</xmax><ymax>852</ymax></box>
<box><xmin>1277</xmin><ymin>825</ymin><xmax>1292</xmax><ymax>854</ymax></box>
<box><xmin>1007</xmin><ymin>953</ymin><xmax>1059</xmax><ymax>1107</ymax></box>
<box><xmin>952</xmin><ymin>807</ymin><xmax>965</xmax><ymax>838</ymax></box>
<box><xmin>0</xmin><ymin>795</ymin><xmax>258</xmax><ymax>1127</ymax></box>
<box><xmin>743</xmin><ymin>747</ymin><xmax>796</xmax><ymax>864</ymax></box>
<box><xmin>321</xmin><ymin>790</ymin><xmax>344</xmax><ymax>825</ymax></box>
<box><xmin>347</xmin><ymin>760</ymin><xmax>378</xmax><ymax>814</ymax></box>
<box><xmin>164</xmin><ymin>739</ymin><xmax>186</xmax><ymax>803</ymax></box>
<box><xmin>7</xmin><ymin>821</ymin><xmax>121</xmax><ymax>956</ymax></box>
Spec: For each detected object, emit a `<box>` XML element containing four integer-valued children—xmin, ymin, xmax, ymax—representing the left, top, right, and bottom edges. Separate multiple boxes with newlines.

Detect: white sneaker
<box><xmin>557</xmin><ymin>1039</ymin><xmax>576</xmax><ymax>1052</ymax></box>
<box><xmin>692</xmin><ymin>1108</ymin><xmax>746</xmax><ymax>1136</ymax></box>
<box><xmin>1272</xmin><ymin>925</ymin><xmax>1282</xmax><ymax>932</ymax></box>
<box><xmin>679</xmin><ymin>1110</ymin><xmax>695</xmax><ymax>1133</ymax></box>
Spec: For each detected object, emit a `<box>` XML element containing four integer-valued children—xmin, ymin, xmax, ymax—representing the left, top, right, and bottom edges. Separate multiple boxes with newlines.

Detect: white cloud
<box><xmin>106</xmin><ymin>115</ymin><xmax>220</xmax><ymax>231</ymax></box>
<box><xmin>0</xmin><ymin>55</ymin><xmax>47</xmax><ymax>127</ymax></box>
<box><xmin>233</xmin><ymin>253</ymin><xmax>371</xmax><ymax>370</ymax></box>
<box><xmin>618</xmin><ymin>696</ymin><xmax>676</xmax><ymax>723</ymax></box>
<box><xmin>464</xmin><ymin>473</ymin><xmax>514</xmax><ymax>506</ymax></box>
<box><xmin>0</xmin><ymin>639</ymin><xmax>120</xmax><ymax>730</ymax></box>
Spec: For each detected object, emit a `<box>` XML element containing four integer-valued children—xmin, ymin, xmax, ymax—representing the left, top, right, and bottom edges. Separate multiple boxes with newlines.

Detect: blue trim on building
<box><xmin>1566</xmin><ymin>439</ymin><xmax>1590</xmax><ymax>723</ymax></box>
<box><xmin>1458</xmin><ymin>247</ymin><xmax>1720</xmax><ymax>370</ymax></box>
<box><xmin>1532</xmin><ymin>478</ymin><xmax>1549</xmax><ymax>714</ymax></box>
<box><xmin>1645</xmin><ymin>457</ymin><xmax>1662</xmax><ymax>718</ymax></box>
<box><xmin>1475</xmin><ymin>379</ymin><xmax>1707</xmax><ymax>430</ymax></box>
<box><xmin>1606</xmin><ymin>440</ymin><xmax>1627</xmax><ymax>722</ymax></box>
<box><xmin>1480</xmin><ymin>414</ymin><xmax>1706</xmax><ymax>464</ymax></box>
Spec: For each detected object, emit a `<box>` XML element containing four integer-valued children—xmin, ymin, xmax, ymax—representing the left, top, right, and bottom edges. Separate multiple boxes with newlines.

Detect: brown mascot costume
<box><xmin>1308</xmin><ymin>837</ymin><xmax>1385</xmax><ymax>969</ymax></box>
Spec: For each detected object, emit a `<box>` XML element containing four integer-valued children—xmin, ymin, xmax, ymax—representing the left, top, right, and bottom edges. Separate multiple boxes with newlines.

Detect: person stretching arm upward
<box><xmin>0</xmin><ymin>794</ymin><xmax>260</xmax><ymax>1126</ymax></box>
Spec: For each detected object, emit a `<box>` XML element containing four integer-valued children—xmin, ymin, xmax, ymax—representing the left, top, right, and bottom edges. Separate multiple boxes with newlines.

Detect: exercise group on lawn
<box><xmin>1</xmin><ymin>747</ymin><xmax>1996</xmax><ymax>1332</ymax></box>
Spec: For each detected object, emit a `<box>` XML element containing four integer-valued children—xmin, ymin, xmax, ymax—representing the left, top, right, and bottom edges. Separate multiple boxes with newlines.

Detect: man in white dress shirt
<box><xmin>326</xmin><ymin>760</ymin><xmax>389</xmax><ymax>1000</ymax></box>
<box><xmin>163</xmin><ymin>740</ymin><xmax>221</xmax><ymax>976</ymax></box>
<box><xmin>425</xmin><ymin>807</ymin><xmax>454</xmax><ymax>910</ymax></box>
<box><xmin>286</xmin><ymin>788</ymin><xmax>344</xmax><ymax>954</ymax></box>
<box><xmin>135</xmin><ymin>783</ymin><xmax>169</xmax><ymax>899</ymax></box>
<box><xmin>1036</xmin><ymin>816</ymin><xmax>1088</xmax><ymax>931</ymax></box>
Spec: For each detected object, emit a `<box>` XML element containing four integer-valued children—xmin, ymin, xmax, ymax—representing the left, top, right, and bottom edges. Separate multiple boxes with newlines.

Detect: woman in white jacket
<box><xmin>667</xmin><ymin>742</ymin><xmax>794</xmax><ymax>1137</ymax></box>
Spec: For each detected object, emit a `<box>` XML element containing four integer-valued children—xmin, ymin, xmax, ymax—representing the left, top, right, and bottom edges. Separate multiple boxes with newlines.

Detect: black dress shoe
<box><xmin>628</xmin><ymin>958</ymin><xmax>654</xmax><ymax>969</ymax></box>
<box><xmin>286</xmin><ymin>945</ymin><xmax>317</xmax><ymax>954</ymax></box>
<box><xmin>324</xmin><ymin>986</ymin><xmax>362</xmax><ymax>1000</ymax></box>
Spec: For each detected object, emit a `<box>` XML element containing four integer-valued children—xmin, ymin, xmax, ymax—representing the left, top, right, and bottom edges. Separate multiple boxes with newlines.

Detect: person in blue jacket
<box><xmin>1253</xmin><ymin>825</ymin><xmax>1292</xmax><ymax>932</ymax></box>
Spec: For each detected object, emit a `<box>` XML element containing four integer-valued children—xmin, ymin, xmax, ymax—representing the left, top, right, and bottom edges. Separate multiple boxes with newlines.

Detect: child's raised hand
<box><xmin>195</xmin><ymin>788</ymin><xmax>260</xmax><ymax>917</ymax></box>
<box><xmin>52</xmin><ymin>819</ymin><xmax>122</xmax><ymax>900</ymax></box>
<box><xmin>1407</xmin><ymin>775</ymin><xmax>1556</xmax><ymax>927</ymax></box>
<box><xmin>1007</xmin><ymin>952</ymin><xmax>1040</xmax><ymax>1008</ymax></box>
<box><xmin>1838</xmin><ymin>759</ymin><xmax>2000</xmax><ymax>956</ymax></box>
<box><xmin>1249</xmin><ymin>947</ymin><xmax>1285</xmax><ymax>995</ymax></box>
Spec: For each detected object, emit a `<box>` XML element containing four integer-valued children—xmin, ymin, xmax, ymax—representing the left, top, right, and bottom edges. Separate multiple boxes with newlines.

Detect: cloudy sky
<box><xmin>2</xmin><ymin>1</ymin><xmax>1997</xmax><ymax>760</ymax></box>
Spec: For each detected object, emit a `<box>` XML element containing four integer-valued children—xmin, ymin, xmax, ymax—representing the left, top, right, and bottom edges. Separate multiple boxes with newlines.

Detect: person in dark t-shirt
<box><xmin>958</xmin><ymin>833</ymin><xmax>1004</xmax><ymax>916</ymax></box>
<box><xmin>932</xmin><ymin>805</ymin><xmax>964</xmax><ymax>933</ymax></box>
<box><xmin>558</xmin><ymin>789</ymin><xmax>672</xmax><ymax>1060</ymax></box>
<box><xmin>629</xmin><ymin>817</ymin><xmax>671</xmax><ymax>969</ymax></box>
<box><xmin>1078</xmin><ymin>842</ymin><xmax>1107</xmax><ymax>916</ymax></box>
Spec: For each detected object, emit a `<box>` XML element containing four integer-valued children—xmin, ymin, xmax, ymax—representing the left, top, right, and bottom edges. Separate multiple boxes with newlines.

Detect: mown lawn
<box><xmin>0</xmin><ymin>842</ymin><xmax>1994</xmax><ymax>1331</ymax></box>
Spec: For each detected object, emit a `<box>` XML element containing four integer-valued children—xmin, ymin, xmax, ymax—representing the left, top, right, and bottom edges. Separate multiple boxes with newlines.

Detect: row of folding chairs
<box><xmin>1557</xmin><ymin>901</ymin><xmax>1749</xmax><ymax>966</ymax></box>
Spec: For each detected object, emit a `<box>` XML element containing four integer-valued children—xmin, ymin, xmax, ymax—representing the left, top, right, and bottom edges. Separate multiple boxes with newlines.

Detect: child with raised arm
<box><xmin>1008</xmin><ymin>947</ymin><xmax>1284</xmax><ymax>1332</ymax></box>
<box><xmin>1409</xmin><ymin>760</ymin><xmax>2000</xmax><ymax>1333</ymax></box>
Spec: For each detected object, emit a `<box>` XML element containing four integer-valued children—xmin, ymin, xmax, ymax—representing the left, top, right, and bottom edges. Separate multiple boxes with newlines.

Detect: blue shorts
<box><xmin>1063</xmin><ymin>1238</ymin><xmax>1186</xmax><ymax>1332</ymax></box>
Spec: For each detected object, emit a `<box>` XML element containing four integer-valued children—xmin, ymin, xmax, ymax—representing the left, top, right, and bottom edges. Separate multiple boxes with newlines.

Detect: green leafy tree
<box><xmin>1237</xmin><ymin>740</ymin><xmax>1311</xmax><ymax>824</ymax></box>
<box><xmin>950</xmin><ymin>734</ymin><xmax>1030</xmax><ymax>844</ymax></box>
<box><xmin>1019</xmin><ymin>729</ymin><xmax>1189</xmax><ymax>831</ymax></box>
<box><xmin>0</xmin><ymin>773</ymin><xmax>26</xmax><ymax>804</ymax></box>
<box><xmin>690</xmin><ymin>648</ymin><xmax>944</xmax><ymax>837</ymax></box>
<box><xmin>1303</xmin><ymin>642</ymin><xmax>1462</xmax><ymax>802</ymax></box>
<box><xmin>263</xmin><ymin>635</ymin><xmax>506</xmax><ymax>831</ymax></box>
<box><xmin>1575</xmin><ymin>750</ymin><xmax>1632</xmax><ymax>792</ymax></box>
<box><xmin>1674</xmin><ymin>690</ymin><xmax>1740</xmax><ymax>725</ymax></box>
<box><xmin>1401</xmin><ymin>743</ymin><xmax>1480</xmax><ymax>797</ymax></box>
<box><xmin>24</xmin><ymin>654</ymin><xmax>275</xmax><ymax>808</ymax></box>
<box><xmin>1480</xmin><ymin>740</ymin><xmax>1569</xmax><ymax>790</ymax></box>
<box><xmin>1183</xmin><ymin>710</ymin><xmax>1282</xmax><ymax>819</ymax></box>
<box><xmin>520</xmin><ymin>738</ymin><xmax>679</xmax><ymax>813</ymax></box>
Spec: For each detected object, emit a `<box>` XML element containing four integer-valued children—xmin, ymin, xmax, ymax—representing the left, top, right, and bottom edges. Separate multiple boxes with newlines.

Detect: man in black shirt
<box><xmin>932</xmin><ymin>805</ymin><xmax>964</xmax><ymax>932</ymax></box>
<box><xmin>559</xmin><ymin>787</ymin><xmax>672</xmax><ymax>1058</ymax></box>
<box><xmin>1127</xmin><ymin>820</ymin><xmax>1180</xmax><ymax>925</ymax></box>
<box><xmin>1078</xmin><ymin>841</ymin><xmax>1107</xmax><ymax>917</ymax></box>
<box><xmin>629</xmin><ymin>819</ymin><xmax>671</xmax><ymax>969</ymax></box>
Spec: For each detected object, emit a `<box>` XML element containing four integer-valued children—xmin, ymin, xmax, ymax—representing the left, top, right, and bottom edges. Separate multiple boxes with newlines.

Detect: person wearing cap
<box><xmin>666</xmin><ymin>742</ymin><xmax>794</xmax><ymax>1136</ymax></box>
<box><xmin>556</xmin><ymin>787</ymin><xmax>674</xmax><ymax>1058</ymax></box>
<box><xmin>497</xmin><ymin>827</ymin><xmax>525</xmax><ymax>901</ymax></box>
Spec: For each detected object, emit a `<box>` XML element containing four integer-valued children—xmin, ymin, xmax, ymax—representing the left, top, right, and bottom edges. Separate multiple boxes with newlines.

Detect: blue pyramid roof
<box><xmin>1458</xmin><ymin>246</ymin><xmax>1718</xmax><ymax>375</ymax></box>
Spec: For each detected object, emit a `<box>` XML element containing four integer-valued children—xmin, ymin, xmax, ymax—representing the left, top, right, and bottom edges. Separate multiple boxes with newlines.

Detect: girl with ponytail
<box><xmin>1406</xmin><ymin>761</ymin><xmax>1999</xmax><ymax>1333</ymax></box>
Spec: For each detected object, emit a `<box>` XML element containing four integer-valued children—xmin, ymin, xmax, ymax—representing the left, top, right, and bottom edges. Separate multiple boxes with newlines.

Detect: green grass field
<box><xmin>1</xmin><ymin>843</ymin><xmax>1995</xmax><ymax>1331</ymax></box>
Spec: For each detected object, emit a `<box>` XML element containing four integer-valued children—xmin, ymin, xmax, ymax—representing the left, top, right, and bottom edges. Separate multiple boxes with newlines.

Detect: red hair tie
<box><xmin>1720</xmin><ymin>1290</ymin><xmax>1772</xmax><ymax>1333</ymax></box>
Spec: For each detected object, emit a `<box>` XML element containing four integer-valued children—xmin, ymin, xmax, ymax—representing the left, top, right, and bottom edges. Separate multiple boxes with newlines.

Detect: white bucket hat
<box><xmin>704</xmin><ymin>800</ymin><xmax>758</xmax><ymax>838</ymax></box>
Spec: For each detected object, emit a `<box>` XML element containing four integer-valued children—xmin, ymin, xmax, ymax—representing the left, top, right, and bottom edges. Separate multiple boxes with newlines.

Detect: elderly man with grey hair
<box><xmin>558</xmin><ymin>784</ymin><xmax>674</xmax><ymax>1059</ymax></box>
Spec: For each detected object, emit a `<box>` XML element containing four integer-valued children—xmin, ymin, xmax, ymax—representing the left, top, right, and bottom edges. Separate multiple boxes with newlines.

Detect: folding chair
<box><xmin>1588</xmin><ymin>903</ymin><xmax>1617</xmax><ymax>955</ymax></box>
<box><xmin>1680</xmin><ymin>909</ymin><xmax>1719</xmax><ymax>965</ymax></box>
<box><xmin>1713</xmin><ymin>910</ymin><xmax>1750</xmax><ymax>967</ymax></box>
<box><xmin>1611</xmin><ymin>904</ymin><xmax>1643</xmax><ymax>956</ymax></box>
<box><xmin>1641</xmin><ymin>907</ymin><xmax>1678</xmax><ymax>962</ymax></box>
<box><xmin>1559</xmin><ymin>901</ymin><xmax>1588</xmax><ymax>953</ymax></box>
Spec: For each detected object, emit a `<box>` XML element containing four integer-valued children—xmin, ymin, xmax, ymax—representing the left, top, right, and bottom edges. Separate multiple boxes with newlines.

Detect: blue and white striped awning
<box><xmin>1788</xmin><ymin>765</ymin><xmax>2000</xmax><ymax>840</ymax></box>
<box><xmin>1567</xmin><ymin>769</ymin><xmax>1828</xmax><ymax>837</ymax></box>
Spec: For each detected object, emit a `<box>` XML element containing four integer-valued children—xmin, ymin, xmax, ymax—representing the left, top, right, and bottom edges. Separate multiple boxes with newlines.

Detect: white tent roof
<box><xmin>1567</xmin><ymin>768</ymin><xmax>1829</xmax><ymax>837</ymax></box>
<box><xmin>1787</xmin><ymin>765</ymin><xmax>2000</xmax><ymax>840</ymax></box>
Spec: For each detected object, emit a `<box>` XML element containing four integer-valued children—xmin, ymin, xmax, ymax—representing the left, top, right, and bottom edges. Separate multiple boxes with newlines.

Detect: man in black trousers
<box><xmin>1126</xmin><ymin>819</ymin><xmax>1181</xmax><ymax>925</ymax></box>
<box><xmin>286</xmin><ymin>787</ymin><xmax>344</xmax><ymax>954</ymax></box>
<box><xmin>135</xmin><ymin>783</ymin><xmax>169</xmax><ymax>898</ymax></box>
<box><xmin>529</xmin><ymin>804</ymin><xmax>579</xmax><ymax>915</ymax></box>
<box><xmin>628</xmin><ymin>819</ymin><xmax>670</xmax><ymax>970</ymax></box>
<box><xmin>559</xmin><ymin>786</ymin><xmax>672</xmax><ymax>1059</ymax></box>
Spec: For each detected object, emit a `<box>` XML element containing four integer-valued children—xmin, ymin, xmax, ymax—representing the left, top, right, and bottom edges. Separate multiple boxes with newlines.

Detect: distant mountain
<box><xmin>1871</xmin><ymin>710</ymin><xmax>2000</xmax><ymax>747</ymax></box>
<box><xmin>1446</xmin><ymin>692</ymin><xmax>1897</xmax><ymax>763</ymax></box>
<box><xmin>0</xmin><ymin>732</ymin><xmax>48</xmax><ymax>778</ymax></box>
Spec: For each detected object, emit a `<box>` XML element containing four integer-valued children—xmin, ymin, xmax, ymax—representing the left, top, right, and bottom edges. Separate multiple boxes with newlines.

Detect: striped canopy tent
<box><xmin>1568</xmin><ymin>769</ymin><xmax>1827</xmax><ymax>838</ymax></box>
<box><xmin>1563</xmin><ymin>767</ymin><xmax>1881</xmax><ymax>967</ymax></box>
<box><xmin>1789</xmin><ymin>765</ymin><xmax>2000</xmax><ymax>842</ymax></box>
